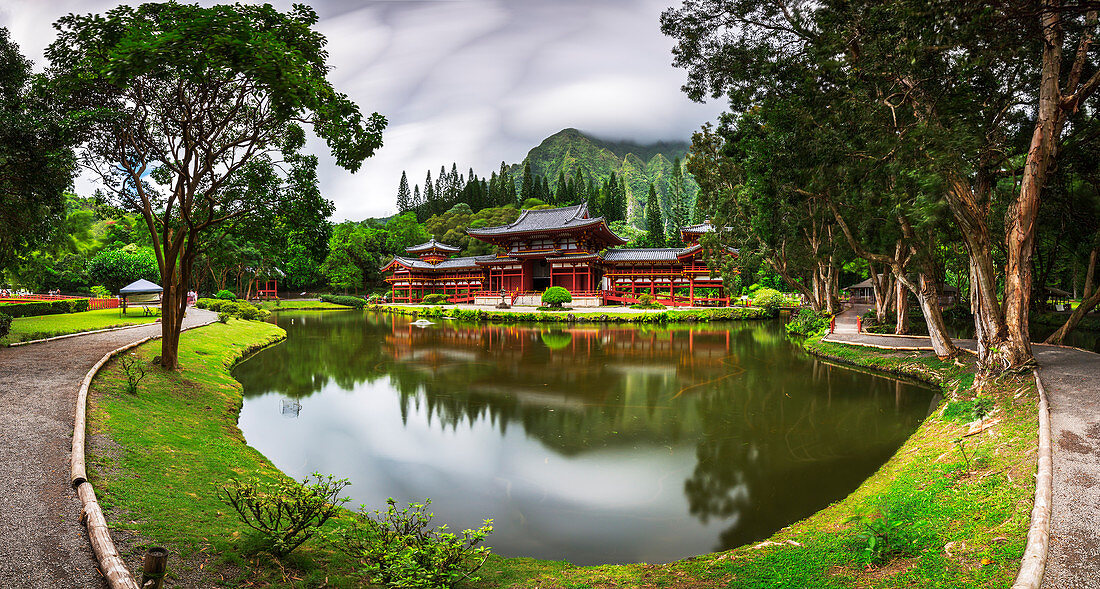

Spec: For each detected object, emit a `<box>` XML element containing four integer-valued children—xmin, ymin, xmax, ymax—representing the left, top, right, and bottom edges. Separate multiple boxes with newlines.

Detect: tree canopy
<box><xmin>48</xmin><ymin>2</ymin><xmax>386</xmax><ymax>368</ymax></box>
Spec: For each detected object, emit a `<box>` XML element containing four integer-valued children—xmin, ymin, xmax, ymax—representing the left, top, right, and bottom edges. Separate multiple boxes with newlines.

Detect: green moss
<box><xmin>377</xmin><ymin>304</ymin><xmax>770</xmax><ymax>324</ymax></box>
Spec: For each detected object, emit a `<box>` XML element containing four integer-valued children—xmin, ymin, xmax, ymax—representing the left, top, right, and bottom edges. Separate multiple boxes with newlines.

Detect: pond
<box><xmin>233</xmin><ymin>311</ymin><xmax>937</xmax><ymax>565</ymax></box>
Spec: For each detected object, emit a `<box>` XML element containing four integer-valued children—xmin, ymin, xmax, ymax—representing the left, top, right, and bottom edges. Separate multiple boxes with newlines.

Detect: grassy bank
<box><xmin>257</xmin><ymin>300</ymin><xmax>355</xmax><ymax>311</ymax></box>
<box><xmin>2</xmin><ymin>307</ymin><xmax>157</xmax><ymax>345</ymax></box>
<box><xmin>377</xmin><ymin>303</ymin><xmax>771</xmax><ymax>323</ymax></box>
<box><xmin>87</xmin><ymin>321</ymin><xmax>1037</xmax><ymax>588</ymax></box>
<box><xmin>85</xmin><ymin>319</ymin><xmax>368</xmax><ymax>587</ymax></box>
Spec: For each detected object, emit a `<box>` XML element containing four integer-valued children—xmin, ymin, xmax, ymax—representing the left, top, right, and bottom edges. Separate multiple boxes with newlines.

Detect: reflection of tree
<box><xmin>682</xmin><ymin>361</ymin><xmax>930</xmax><ymax>551</ymax></box>
<box><xmin>235</xmin><ymin>312</ymin><xmax>934</xmax><ymax>548</ymax></box>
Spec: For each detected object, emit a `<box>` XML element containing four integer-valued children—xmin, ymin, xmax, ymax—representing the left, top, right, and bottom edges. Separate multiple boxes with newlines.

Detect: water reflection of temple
<box><xmin>235</xmin><ymin>311</ymin><xmax>936</xmax><ymax>560</ymax></box>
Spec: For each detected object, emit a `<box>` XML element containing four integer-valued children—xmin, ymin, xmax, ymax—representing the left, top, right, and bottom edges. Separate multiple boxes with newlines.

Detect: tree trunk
<box><xmin>1046</xmin><ymin>287</ymin><xmax>1100</xmax><ymax>344</ymax></box>
<box><xmin>914</xmin><ymin>272</ymin><xmax>958</xmax><ymax>359</ymax></box>
<box><xmin>895</xmin><ymin>280</ymin><xmax>909</xmax><ymax>335</ymax></box>
<box><xmin>1084</xmin><ymin>247</ymin><xmax>1098</xmax><ymax>300</ymax></box>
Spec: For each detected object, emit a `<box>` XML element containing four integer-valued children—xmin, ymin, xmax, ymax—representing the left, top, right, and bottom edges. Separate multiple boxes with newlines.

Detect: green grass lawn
<box><xmin>1</xmin><ymin>307</ymin><xmax>159</xmax><ymax>345</ymax></box>
<box><xmin>86</xmin><ymin>322</ymin><xmax>1037</xmax><ymax>588</ymax></box>
<box><xmin>256</xmin><ymin>300</ymin><xmax>355</xmax><ymax>311</ymax></box>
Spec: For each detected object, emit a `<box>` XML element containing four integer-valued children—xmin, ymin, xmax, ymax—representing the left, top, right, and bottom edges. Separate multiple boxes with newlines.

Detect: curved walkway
<box><xmin>0</xmin><ymin>309</ymin><xmax>215</xmax><ymax>588</ymax></box>
<box><xmin>825</xmin><ymin>305</ymin><xmax>1100</xmax><ymax>588</ymax></box>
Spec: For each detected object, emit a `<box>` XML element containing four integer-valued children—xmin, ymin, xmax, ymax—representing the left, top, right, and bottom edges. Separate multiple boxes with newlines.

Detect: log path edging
<box><xmin>70</xmin><ymin>317</ymin><xmax>217</xmax><ymax>589</ymax></box>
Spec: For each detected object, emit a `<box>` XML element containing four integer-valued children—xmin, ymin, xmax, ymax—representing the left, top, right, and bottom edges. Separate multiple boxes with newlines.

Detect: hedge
<box><xmin>0</xmin><ymin>298</ymin><xmax>90</xmax><ymax>318</ymax></box>
<box><xmin>0</xmin><ymin>312</ymin><xmax>11</xmax><ymax>339</ymax></box>
<box><xmin>320</xmin><ymin>294</ymin><xmax>366</xmax><ymax>309</ymax></box>
<box><xmin>379</xmin><ymin>305</ymin><xmax>769</xmax><ymax>324</ymax></box>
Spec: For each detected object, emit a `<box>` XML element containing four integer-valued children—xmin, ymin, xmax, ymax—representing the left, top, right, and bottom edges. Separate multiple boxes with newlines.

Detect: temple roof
<box><xmin>406</xmin><ymin>238</ymin><xmax>461</xmax><ymax>253</ymax></box>
<box><xmin>602</xmin><ymin>248</ymin><xmax>686</xmax><ymax>262</ymax></box>
<box><xmin>466</xmin><ymin>204</ymin><xmax>625</xmax><ymax>247</ymax></box>
<box><xmin>382</xmin><ymin>255</ymin><xmax>482</xmax><ymax>272</ymax></box>
<box><xmin>680</xmin><ymin>222</ymin><xmax>714</xmax><ymax>235</ymax></box>
<box><xmin>602</xmin><ymin>244</ymin><xmax>738</xmax><ymax>263</ymax></box>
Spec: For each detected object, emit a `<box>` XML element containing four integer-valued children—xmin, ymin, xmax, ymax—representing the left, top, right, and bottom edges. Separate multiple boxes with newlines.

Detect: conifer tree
<box><xmin>646</xmin><ymin>183</ymin><xmax>666</xmax><ymax>247</ymax></box>
<box><xmin>555</xmin><ymin>170</ymin><xmax>568</xmax><ymax>204</ymax></box>
<box><xmin>521</xmin><ymin>160</ymin><xmax>535</xmax><ymax>203</ymax></box>
<box><xmin>396</xmin><ymin>171</ymin><xmax>412</xmax><ymax>212</ymax></box>
<box><xmin>412</xmin><ymin>185</ymin><xmax>421</xmax><ymax>214</ymax></box>
<box><xmin>424</xmin><ymin>170</ymin><xmax>435</xmax><ymax>214</ymax></box>
<box><xmin>667</xmin><ymin>157</ymin><xmax>690</xmax><ymax>235</ymax></box>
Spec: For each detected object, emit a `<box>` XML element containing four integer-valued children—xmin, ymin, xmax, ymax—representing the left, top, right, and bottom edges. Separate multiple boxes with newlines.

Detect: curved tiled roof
<box><xmin>681</xmin><ymin>222</ymin><xmax>714</xmax><ymax>234</ymax></box>
<box><xmin>384</xmin><ymin>255</ymin><xmax>481</xmax><ymax>271</ymax></box>
<box><xmin>601</xmin><ymin>248</ymin><xmax>685</xmax><ymax>262</ymax></box>
<box><xmin>406</xmin><ymin>238</ymin><xmax>461</xmax><ymax>253</ymax></box>
<box><xmin>467</xmin><ymin>203</ymin><xmax>616</xmax><ymax>237</ymax></box>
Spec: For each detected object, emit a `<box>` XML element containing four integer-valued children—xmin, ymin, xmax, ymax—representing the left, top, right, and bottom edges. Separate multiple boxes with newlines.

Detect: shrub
<box><xmin>421</xmin><ymin>293</ymin><xmax>448</xmax><ymax>305</ymax></box>
<box><xmin>215</xmin><ymin>289</ymin><xmax>237</xmax><ymax>300</ymax></box>
<box><xmin>320</xmin><ymin>294</ymin><xmax>366</xmax><ymax>309</ymax></box>
<box><xmin>541</xmin><ymin>286</ymin><xmax>572</xmax><ymax>308</ymax></box>
<box><xmin>118</xmin><ymin>354</ymin><xmax>146</xmax><ymax>395</ymax></box>
<box><xmin>195</xmin><ymin>298</ymin><xmax>225</xmax><ymax>311</ymax></box>
<box><xmin>219</xmin><ymin>473</ymin><xmax>350</xmax><ymax>557</ymax></box>
<box><xmin>217</xmin><ymin>311</ymin><xmax>231</xmax><ymax>323</ymax></box>
<box><xmin>0</xmin><ymin>312</ymin><xmax>11</xmax><ymax>339</ymax></box>
<box><xmin>91</xmin><ymin>285</ymin><xmax>111</xmax><ymax>298</ymax></box>
<box><xmin>0</xmin><ymin>299</ymin><xmax>89</xmax><ymax>318</ymax></box>
<box><xmin>851</xmin><ymin>509</ymin><xmax>922</xmax><ymax>566</ymax></box>
<box><xmin>367</xmin><ymin>294</ymin><xmax>382</xmax><ymax>304</ymax></box>
<box><xmin>751</xmin><ymin>288</ymin><xmax>785</xmax><ymax>315</ymax></box>
<box><xmin>207</xmin><ymin>299</ymin><xmax>270</xmax><ymax>321</ymax></box>
<box><xmin>331</xmin><ymin>498</ymin><xmax>493</xmax><ymax>589</ymax></box>
<box><xmin>785</xmin><ymin>308</ymin><xmax>830</xmax><ymax>337</ymax></box>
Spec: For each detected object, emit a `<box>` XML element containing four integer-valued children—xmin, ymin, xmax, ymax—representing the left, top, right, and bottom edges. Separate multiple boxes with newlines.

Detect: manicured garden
<box><xmin>0</xmin><ymin>307</ymin><xmax>158</xmax><ymax>346</ymax></box>
<box><xmin>83</xmin><ymin>315</ymin><xmax>1038</xmax><ymax>588</ymax></box>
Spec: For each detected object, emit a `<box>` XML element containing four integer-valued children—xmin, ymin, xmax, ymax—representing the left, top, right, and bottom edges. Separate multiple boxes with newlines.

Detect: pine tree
<box><xmin>424</xmin><ymin>170</ymin><xmax>436</xmax><ymax>214</ymax></box>
<box><xmin>667</xmin><ymin>157</ymin><xmax>689</xmax><ymax>236</ymax></box>
<box><xmin>541</xmin><ymin>176</ymin><xmax>551</xmax><ymax>204</ymax></box>
<box><xmin>555</xmin><ymin>170</ymin><xmax>567</xmax><ymax>204</ymax></box>
<box><xmin>396</xmin><ymin>171</ymin><xmax>412</xmax><ymax>212</ymax></box>
<box><xmin>521</xmin><ymin>160</ymin><xmax>535</xmax><ymax>203</ymax></box>
<box><xmin>646</xmin><ymin>183</ymin><xmax>665</xmax><ymax>247</ymax></box>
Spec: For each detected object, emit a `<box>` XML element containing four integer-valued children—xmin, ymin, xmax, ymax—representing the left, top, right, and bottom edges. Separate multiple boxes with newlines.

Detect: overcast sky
<box><xmin>1</xmin><ymin>0</ymin><xmax>723</xmax><ymax>221</ymax></box>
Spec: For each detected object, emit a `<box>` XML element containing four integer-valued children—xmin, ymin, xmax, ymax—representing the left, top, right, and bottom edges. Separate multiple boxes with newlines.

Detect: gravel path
<box><xmin>0</xmin><ymin>309</ymin><xmax>215</xmax><ymax>588</ymax></box>
<box><xmin>825</xmin><ymin>305</ymin><xmax>1100</xmax><ymax>588</ymax></box>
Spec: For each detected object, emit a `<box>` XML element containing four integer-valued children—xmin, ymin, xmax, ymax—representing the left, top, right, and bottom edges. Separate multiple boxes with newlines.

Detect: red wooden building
<box><xmin>382</xmin><ymin>204</ymin><xmax>735</xmax><ymax>306</ymax></box>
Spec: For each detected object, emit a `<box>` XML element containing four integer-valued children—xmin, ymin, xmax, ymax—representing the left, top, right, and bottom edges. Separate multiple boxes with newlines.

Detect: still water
<box><xmin>233</xmin><ymin>311</ymin><xmax>936</xmax><ymax>565</ymax></box>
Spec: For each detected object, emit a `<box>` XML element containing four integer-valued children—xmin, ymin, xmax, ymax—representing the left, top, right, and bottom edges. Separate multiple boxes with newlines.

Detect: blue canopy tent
<box><xmin>118</xmin><ymin>279</ymin><xmax>162</xmax><ymax>315</ymax></box>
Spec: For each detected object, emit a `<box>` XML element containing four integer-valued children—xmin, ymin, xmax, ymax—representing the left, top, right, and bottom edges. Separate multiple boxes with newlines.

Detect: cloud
<box><xmin>1</xmin><ymin>0</ymin><xmax>722</xmax><ymax>222</ymax></box>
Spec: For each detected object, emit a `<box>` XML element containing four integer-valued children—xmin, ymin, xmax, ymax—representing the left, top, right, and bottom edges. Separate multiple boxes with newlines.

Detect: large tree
<box><xmin>0</xmin><ymin>27</ymin><xmax>75</xmax><ymax>277</ymax></box>
<box><xmin>663</xmin><ymin>0</ymin><xmax>1100</xmax><ymax>372</ymax></box>
<box><xmin>49</xmin><ymin>3</ymin><xmax>385</xmax><ymax>368</ymax></box>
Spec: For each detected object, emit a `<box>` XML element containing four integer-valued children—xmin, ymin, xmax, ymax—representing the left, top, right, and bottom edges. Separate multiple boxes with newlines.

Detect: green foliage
<box><xmin>629</xmin><ymin>293</ymin><xmax>666</xmax><ymax>309</ymax></box>
<box><xmin>202</xmin><ymin>299</ymin><xmax>270</xmax><ymax>321</ymax></box>
<box><xmin>0</xmin><ymin>28</ymin><xmax>75</xmax><ymax>276</ymax></box>
<box><xmin>218</xmin><ymin>472</ymin><xmax>350</xmax><ymax>557</ymax></box>
<box><xmin>785</xmin><ymin>308</ymin><xmax>830</xmax><ymax>337</ymax></box>
<box><xmin>0</xmin><ymin>298</ymin><xmax>89</xmax><ymax>318</ymax></box>
<box><xmin>942</xmin><ymin>397</ymin><xmax>995</xmax><ymax>423</ymax></box>
<box><xmin>118</xmin><ymin>354</ymin><xmax>146</xmax><ymax>395</ymax></box>
<box><xmin>423</xmin><ymin>205</ymin><xmax>520</xmax><ymax>256</ymax></box>
<box><xmin>383</xmin><ymin>304</ymin><xmax>769</xmax><ymax>323</ymax></box>
<box><xmin>0</xmin><ymin>312</ymin><xmax>11</xmax><ymax>339</ymax></box>
<box><xmin>421</xmin><ymin>293</ymin><xmax>448</xmax><ymax>305</ymax></box>
<box><xmin>751</xmin><ymin>288</ymin><xmax>785</xmax><ymax>315</ymax></box>
<box><xmin>215</xmin><ymin>290</ymin><xmax>237</xmax><ymax>300</ymax></box>
<box><xmin>331</xmin><ymin>498</ymin><xmax>492</xmax><ymax>589</ymax></box>
<box><xmin>319</xmin><ymin>294</ymin><xmax>366</xmax><ymax>309</ymax></box>
<box><xmin>851</xmin><ymin>509</ymin><xmax>922</xmax><ymax>566</ymax></box>
<box><xmin>91</xmin><ymin>285</ymin><xmax>111</xmax><ymax>298</ymax></box>
<box><xmin>87</xmin><ymin>246</ymin><xmax>159</xmax><ymax>293</ymax></box>
<box><xmin>541</xmin><ymin>286</ymin><xmax>572</xmax><ymax>307</ymax></box>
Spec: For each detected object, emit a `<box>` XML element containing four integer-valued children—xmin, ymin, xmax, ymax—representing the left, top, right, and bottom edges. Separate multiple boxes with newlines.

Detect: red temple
<box><xmin>383</xmin><ymin>204</ymin><xmax>735</xmax><ymax>306</ymax></box>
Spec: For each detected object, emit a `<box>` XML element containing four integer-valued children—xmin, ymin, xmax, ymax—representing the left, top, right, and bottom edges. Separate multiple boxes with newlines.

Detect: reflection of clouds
<box><xmin>240</xmin><ymin>380</ymin><xmax>720</xmax><ymax>564</ymax></box>
<box><xmin>2</xmin><ymin>0</ymin><xmax>722</xmax><ymax>221</ymax></box>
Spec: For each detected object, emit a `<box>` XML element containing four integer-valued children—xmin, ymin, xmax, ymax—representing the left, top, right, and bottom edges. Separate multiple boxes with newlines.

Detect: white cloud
<box><xmin>1</xmin><ymin>0</ymin><xmax>723</xmax><ymax>222</ymax></box>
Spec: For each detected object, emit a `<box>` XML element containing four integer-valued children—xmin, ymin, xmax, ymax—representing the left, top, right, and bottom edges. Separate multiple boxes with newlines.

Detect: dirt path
<box><xmin>824</xmin><ymin>305</ymin><xmax>1100</xmax><ymax>588</ymax></box>
<box><xmin>0</xmin><ymin>309</ymin><xmax>215</xmax><ymax>588</ymax></box>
